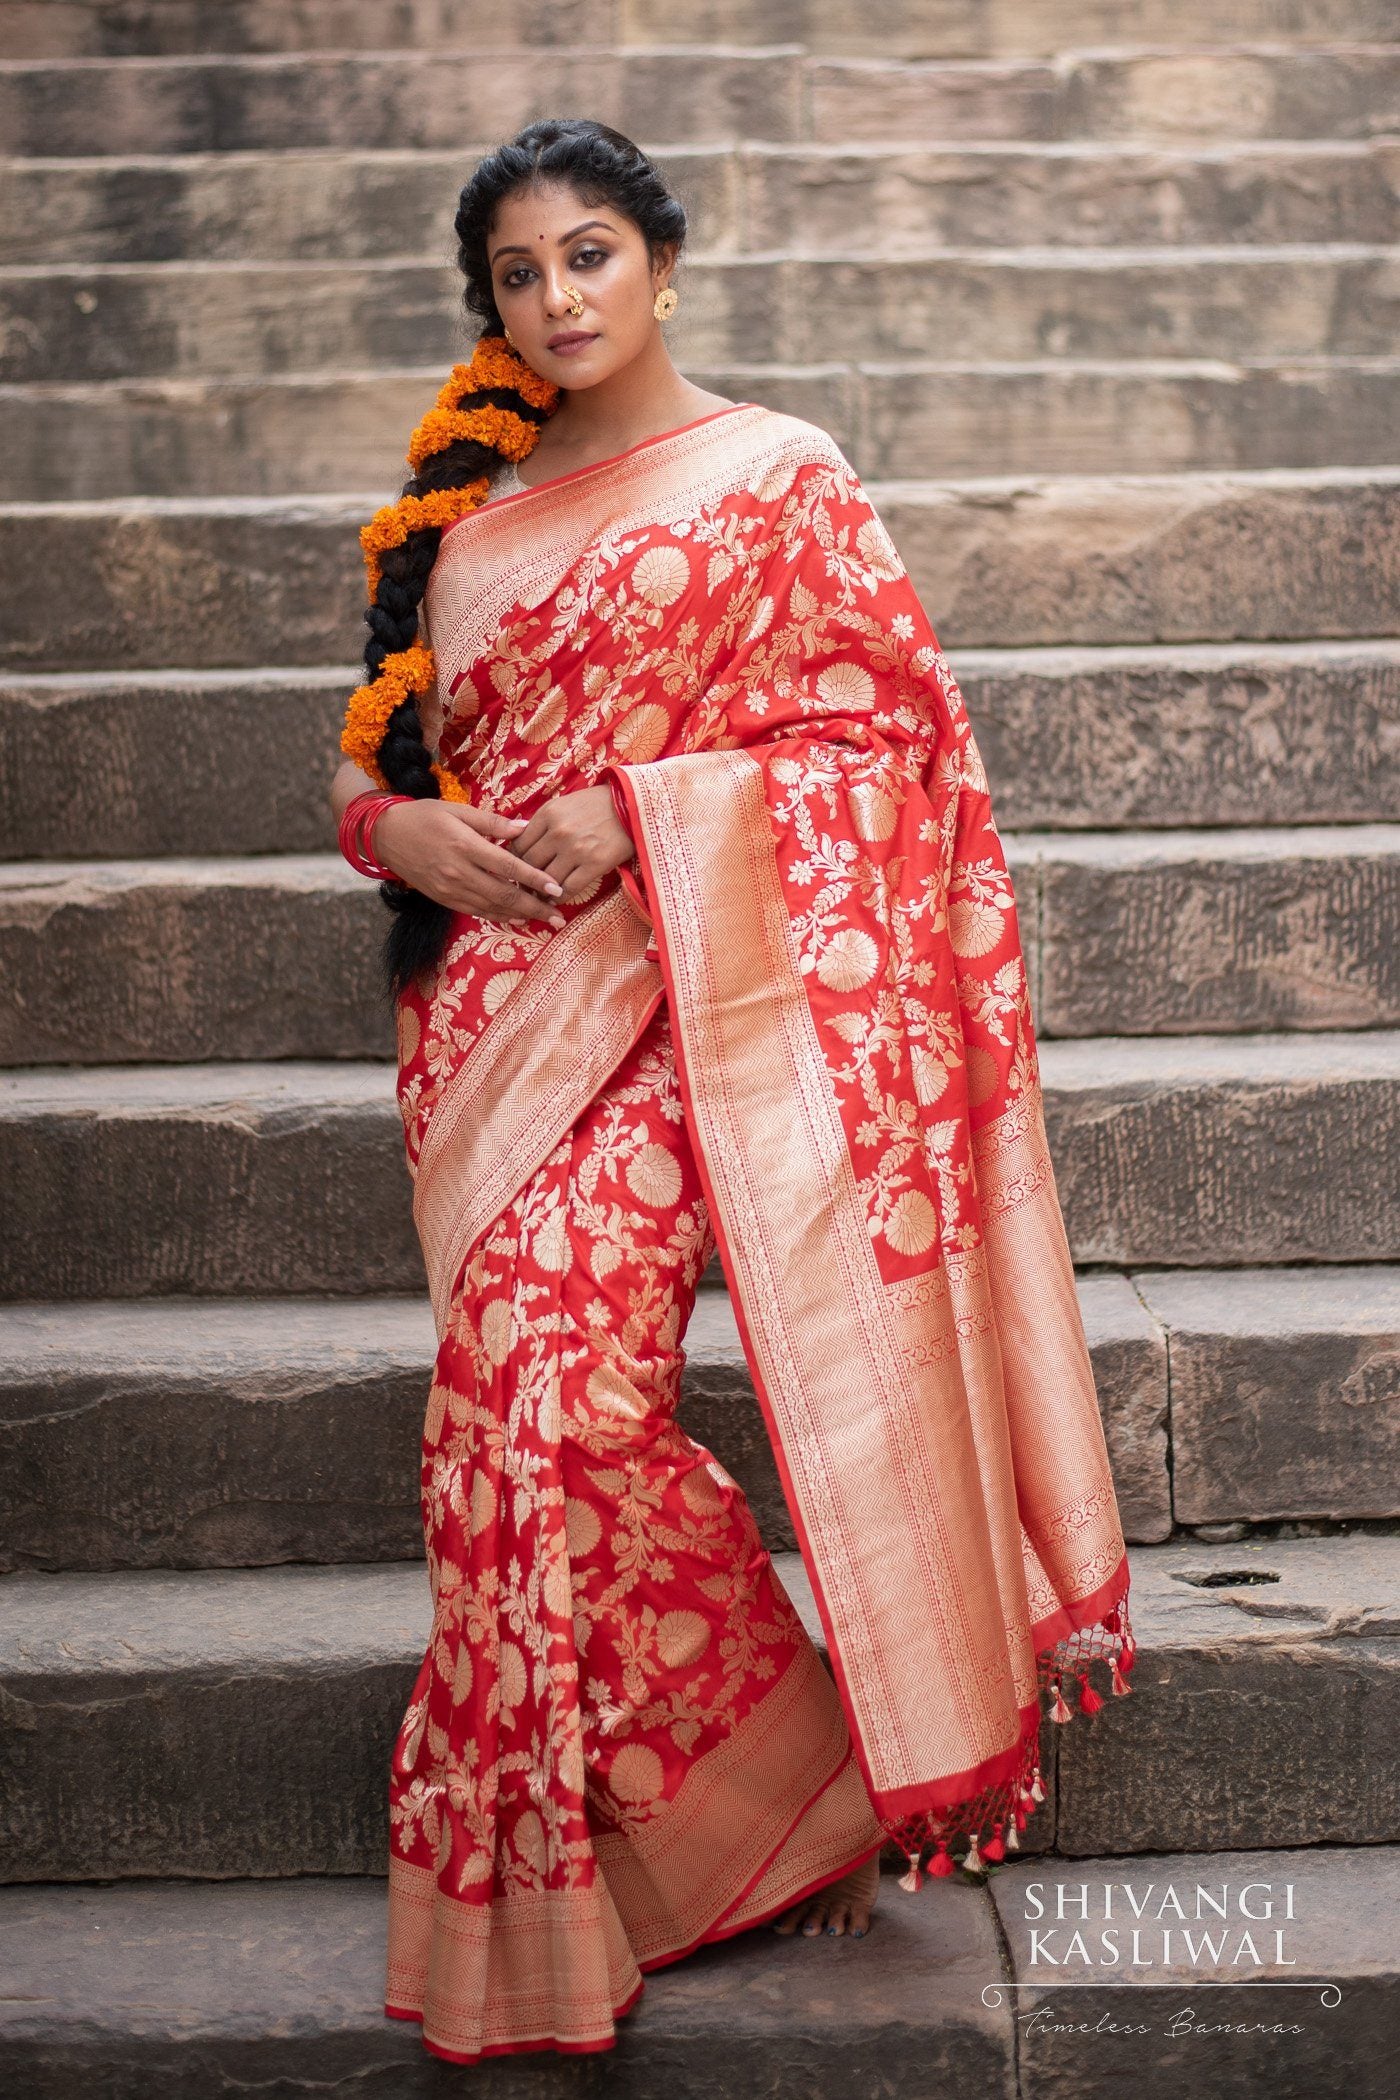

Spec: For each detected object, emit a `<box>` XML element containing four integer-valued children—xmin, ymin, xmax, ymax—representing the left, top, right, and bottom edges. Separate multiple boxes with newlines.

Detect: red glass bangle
<box><xmin>361</xmin><ymin>794</ymin><xmax>413</xmax><ymax>876</ymax></box>
<box><xmin>339</xmin><ymin>790</ymin><xmax>412</xmax><ymax>881</ymax></box>
<box><xmin>338</xmin><ymin>791</ymin><xmax>386</xmax><ymax>875</ymax></box>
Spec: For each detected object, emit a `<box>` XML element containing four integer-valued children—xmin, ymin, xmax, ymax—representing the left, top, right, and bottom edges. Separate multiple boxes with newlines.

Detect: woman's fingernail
<box><xmin>544</xmin><ymin>881</ymin><xmax>563</xmax><ymax>896</ymax></box>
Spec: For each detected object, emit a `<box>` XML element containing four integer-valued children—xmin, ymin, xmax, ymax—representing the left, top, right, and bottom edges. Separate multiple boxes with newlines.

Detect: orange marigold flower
<box><xmin>340</xmin><ymin>645</ymin><xmax>436</xmax><ymax>787</ymax></box>
<box><xmin>341</xmin><ymin>346</ymin><xmax>557</xmax><ymax>796</ymax></box>
<box><xmin>406</xmin><ymin>402</ymin><xmax>541</xmax><ymax>472</ymax></box>
<box><xmin>360</xmin><ymin>480</ymin><xmax>491</xmax><ymax>596</ymax></box>
<box><xmin>451</xmin><ymin>334</ymin><xmax>559</xmax><ymax>412</ymax></box>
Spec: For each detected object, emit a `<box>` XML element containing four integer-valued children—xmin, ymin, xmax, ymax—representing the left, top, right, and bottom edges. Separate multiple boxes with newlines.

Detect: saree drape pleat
<box><xmin>386</xmin><ymin>402</ymin><xmax>1134</xmax><ymax>2061</ymax></box>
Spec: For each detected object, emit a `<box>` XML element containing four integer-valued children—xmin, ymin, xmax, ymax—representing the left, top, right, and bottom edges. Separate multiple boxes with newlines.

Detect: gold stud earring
<box><xmin>653</xmin><ymin>286</ymin><xmax>678</xmax><ymax>322</ymax></box>
<box><xmin>563</xmin><ymin>283</ymin><xmax>584</xmax><ymax>318</ymax></box>
<box><xmin>502</xmin><ymin>326</ymin><xmax>515</xmax><ymax>346</ymax></box>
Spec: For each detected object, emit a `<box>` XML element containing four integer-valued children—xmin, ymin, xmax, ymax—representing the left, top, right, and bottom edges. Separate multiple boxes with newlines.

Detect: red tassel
<box><xmin>1049</xmin><ymin>1674</ymin><xmax>1072</xmax><ymax>1722</ymax></box>
<box><xmin>1077</xmin><ymin>1668</ymin><xmax>1105</xmax><ymax>1715</ymax></box>
<box><xmin>982</xmin><ymin>1820</ymin><xmax>1006</xmax><ymax>1863</ymax></box>
<box><xmin>927</xmin><ymin>1839</ymin><xmax>956</xmax><ymax>1878</ymax></box>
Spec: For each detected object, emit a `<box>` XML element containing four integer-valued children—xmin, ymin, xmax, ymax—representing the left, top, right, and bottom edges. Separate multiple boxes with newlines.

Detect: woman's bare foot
<box><xmin>771</xmin><ymin>1849</ymin><xmax>880</xmax><ymax>1938</ymax></box>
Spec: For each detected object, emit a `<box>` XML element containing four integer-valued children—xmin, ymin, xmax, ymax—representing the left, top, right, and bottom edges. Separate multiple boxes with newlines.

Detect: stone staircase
<box><xmin>0</xmin><ymin>2</ymin><xmax>1396</xmax><ymax>2093</ymax></box>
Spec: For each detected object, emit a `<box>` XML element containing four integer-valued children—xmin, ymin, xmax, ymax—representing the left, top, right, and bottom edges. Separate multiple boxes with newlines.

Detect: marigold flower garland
<box><xmin>340</xmin><ymin>335</ymin><xmax>559</xmax><ymax>800</ymax></box>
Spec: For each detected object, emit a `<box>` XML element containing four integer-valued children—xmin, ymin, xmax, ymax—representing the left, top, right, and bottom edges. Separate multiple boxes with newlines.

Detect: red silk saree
<box><xmin>385</xmin><ymin>401</ymin><xmax>1134</xmax><ymax>2062</ymax></box>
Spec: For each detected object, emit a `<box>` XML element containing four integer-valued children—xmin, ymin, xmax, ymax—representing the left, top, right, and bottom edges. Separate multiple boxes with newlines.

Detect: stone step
<box><xmin>4</xmin><ymin>643</ymin><xmax>1394</xmax><ymax>861</ymax></box>
<box><xmin>0</xmin><ymin>855</ymin><xmax>395</xmax><ymax>1063</ymax></box>
<box><xmin>8</xmin><ymin>356</ymin><xmax>1400</xmax><ymax>498</ymax></box>
<box><xmin>4</xmin><ymin>469</ymin><xmax>1395</xmax><ymax>671</ymax></box>
<box><xmin>0</xmin><ymin>0</ymin><xmax>615</xmax><ymax>57</ymax></box>
<box><xmin>4</xmin><ymin>250</ymin><xmax>1394</xmax><ymax>386</ymax></box>
<box><xmin>5</xmin><ymin>1267</ymin><xmax>1396</xmax><ymax>1576</ymax></box>
<box><xmin>3</xmin><ymin>45</ymin><xmax>1396</xmax><ymax>156</ymax></box>
<box><xmin>878</xmin><ymin>467</ymin><xmax>1400</xmax><ymax>650</ymax></box>
<box><xmin>0</xmin><ymin>1034</ymin><xmax>1394</xmax><ymax>1300</ymax></box>
<box><xmin>8</xmin><ymin>0</ymin><xmax>1393</xmax><ymax>60</ymax></box>
<box><xmin>807</xmin><ymin>46</ymin><xmax>1400</xmax><ymax>147</ymax></box>
<box><xmin>1042</xmin><ymin>1028</ymin><xmax>1397</xmax><ymax>1267</ymax></box>
<box><xmin>0</xmin><ymin>1294</ymin><xmax>439</xmax><ymax>1574</ymax></box>
<box><xmin>867</xmin><ymin>357</ymin><xmax>1400</xmax><ymax>481</ymax></box>
<box><xmin>0</xmin><ymin>1271</ymin><xmax>1165</xmax><ymax>1572</ymax></box>
<box><xmin>0</xmin><ymin>144</ymin><xmax>740</xmax><ymax>268</ymax></box>
<box><xmin>0</xmin><ymin>667</ymin><xmax>354</xmax><ymax>858</ymax></box>
<box><xmin>957</xmin><ymin>639</ymin><xmax>1400</xmax><ymax>832</ymax></box>
<box><xmin>0</xmin><ymin>1868</ymin><xmax>1013</xmax><ymax>2096</ymax></box>
<box><xmin>1012</xmin><ymin>823</ymin><xmax>1400</xmax><ymax>1037</ymax></box>
<box><xmin>1130</xmin><ymin>1266</ymin><xmax>1400</xmax><ymax>1530</ymax></box>
<box><xmin>0</xmin><ymin>47</ymin><xmax>808</xmax><ymax>156</ymax></box>
<box><xmin>0</xmin><ymin>1845</ymin><xmax>1394</xmax><ymax>2100</ymax></box>
<box><xmin>0</xmin><ymin>829</ymin><xmax>1392</xmax><ymax>1065</ymax></box>
<box><xmin>748</xmin><ymin>139</ymin><xmax>1400</xmax><ymax>254</ymax></box>
<box><xmin>632</xmin><ymin>1</ymin><xmax>1400</xmax><ymax>56</ymax></box>
<box><xmin>0</xmin><ymin>1061</ymin><xmax>426</xmax><ymax>1301</ymax></box>
<box><xmin>5</xmin><ymin>141</ymin><xmax>1395</xmax><ymax>268</ymax></box>
<box><xmin>0</xmin><ymin>1536</ymin><xmax>1394</xmax><ymax>1881</ymax></box>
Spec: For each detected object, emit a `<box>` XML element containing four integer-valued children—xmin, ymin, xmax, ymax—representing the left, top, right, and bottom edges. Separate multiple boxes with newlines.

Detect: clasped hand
<box><xmin>375</xmin><ymin>784</ymin><xmax>632</xmax><ymax>928</ymax></box>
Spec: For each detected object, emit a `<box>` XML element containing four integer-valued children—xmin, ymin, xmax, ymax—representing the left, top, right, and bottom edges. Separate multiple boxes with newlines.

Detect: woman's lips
<box><xmin>547</xmin><ymin>333</ymin><xmax>598</xmax><ymax>355</ymax></box>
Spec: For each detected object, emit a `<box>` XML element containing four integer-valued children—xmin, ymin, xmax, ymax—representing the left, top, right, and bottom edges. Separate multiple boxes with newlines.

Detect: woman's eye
<box><xmin>572</xmin><ymin>247</ymin><xmax>607</xmax><ymax>268</ymax></box>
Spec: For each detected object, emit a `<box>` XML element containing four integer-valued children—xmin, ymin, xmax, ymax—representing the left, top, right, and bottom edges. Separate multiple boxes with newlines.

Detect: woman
<box><xmin>329</xmin><ymin>118</ymin><xmax>1136</xmax><ymax>2067</ymax></box>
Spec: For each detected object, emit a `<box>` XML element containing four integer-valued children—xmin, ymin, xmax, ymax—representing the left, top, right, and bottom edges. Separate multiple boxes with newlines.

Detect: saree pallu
<box><xmin>385</xmin><ymin>402</ymin><xmax>1134</xmax><ymax>2061</ymax></box>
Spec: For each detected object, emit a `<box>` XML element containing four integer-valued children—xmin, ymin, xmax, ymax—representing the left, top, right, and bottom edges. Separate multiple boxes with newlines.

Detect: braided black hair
<box><xmin>366</xmin><ymin>117</ymin><xmax>689</xmax><ymax>1003</ymax></box>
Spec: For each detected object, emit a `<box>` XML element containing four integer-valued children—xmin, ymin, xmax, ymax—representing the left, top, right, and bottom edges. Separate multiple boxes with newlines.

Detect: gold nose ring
<box><xmin>563</xmin><ymin>283</ymin><xmax>584</xmax><ymax>318</ymax></box>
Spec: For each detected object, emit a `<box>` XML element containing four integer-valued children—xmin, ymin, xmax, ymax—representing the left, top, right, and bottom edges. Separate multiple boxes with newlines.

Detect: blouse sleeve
<box><xmin>601</xmin><ymin>763</ymin><xmax>654</xmax><ymax>937</ymax></box>
<box><xmin>606</xmin><ymin>771</ymin><xmax>635</xmax><ymax>844</ymax></box>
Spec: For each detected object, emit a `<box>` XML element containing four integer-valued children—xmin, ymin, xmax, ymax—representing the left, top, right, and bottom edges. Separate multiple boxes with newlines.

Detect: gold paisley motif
<box><xmin>656</xmin><ymin>1609</ymin><xmax>711</xmax><ymax>1669</ymax></box>
<box><xmin>613</xmin><ymin>702</ymin><xmax>671</xmax><ymax>764</ymax></box>
<box><xmin>565</xmin><ymin>1495</ymin><xmax>603</xmax><ymax>1558</ymax></box>
<box><xmin>609</xmin><ymin>1741</ymin><xmax>665</xmax><ymax>1806</ymax></box>
<box><xmin>950</xmin><ymin>896</ymin><xmax>1010</xmax><ymax>957</ymax></box>
<box><xmin>965</xmin><ymin>1043</ymin><xmax>1002</xmax><ymax>1108</ymax></box>
<box><xmin>632</xmin><ymin>544</ymin><xmax>691</xmax><ymax>606</ymax></box>
<box><xmin>850</xmin><ymin>781</ymin><xmax>899</xmax><ymax>841</ymax></box>
<box><xmin>521</xmin><ymin>686</ymin><xmax>567</xmax><ymax>742</ymax></box>
<box><xmin>395</xmin><ymin>998</ymin><xmax>421</xmax><ymax>1065</ymax></box>
<box><xmin>883</xmin><ymin>1186</ymin><xmax>939</xmax><ymax>1256</ymax></box>
<box><xmin>625</xmin><ymin>1140</ymin><xmax>684</xmax><ymax>1208</ymax></box>
<box><xmin>815</xmin><ymin>661</ymin><xmax>875</xmax><ymax>711</ymax></box>
<box><xmin>815</xmin><ymin>927</ymin><xmax>880</xmax><ymax>992</ymax></box>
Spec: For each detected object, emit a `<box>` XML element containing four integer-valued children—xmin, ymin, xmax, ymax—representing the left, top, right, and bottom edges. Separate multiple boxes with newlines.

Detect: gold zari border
<box><xmin>386</xmin><ymin>1639</ymin><xmax>883</xmax><ymax>2053</ymax></box>
<box><xmin>412</xmin><ymin>885</ymin><xmax>662</xmax><ymax>1338</ymax></box>
<box><xmin>622</xmin><ymin>749</ymin><xmax>1124</xmax><ymax>1801</ymax></box>
<box><xmin>594</xmin><ymin>1631</ymin><xmax>881</xmax><ymax>1963</ymax></box>
<box><xmin>386</xmin><ymin>1856</ymin><xmax>641</xmax><ymax>2058</ymax></box>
